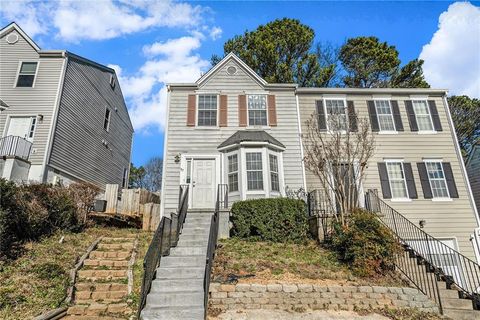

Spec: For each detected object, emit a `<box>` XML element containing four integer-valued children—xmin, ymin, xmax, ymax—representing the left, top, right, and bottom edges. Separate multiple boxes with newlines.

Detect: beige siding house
<box><xmin>467</xmin><ymin>143</ymin><xmax>480</xmax><ymax>214</ymax></box>
<box><xmin>0</xmin><ymin>23</ymin><xmax>133</xmax><ymax>189</ymax></box>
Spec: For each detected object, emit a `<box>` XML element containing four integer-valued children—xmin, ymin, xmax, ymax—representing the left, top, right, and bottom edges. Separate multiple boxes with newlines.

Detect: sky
<box><xmin>1</xmin><ymin>1</ymin><xmax>479</xmax><ymax>166</ymax></box>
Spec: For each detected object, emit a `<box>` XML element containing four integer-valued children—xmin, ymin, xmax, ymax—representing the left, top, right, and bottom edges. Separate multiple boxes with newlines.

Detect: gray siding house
<box><xmin>467</xmin><ymin>142</ymin><xmax>480</xmax><ymax>215</ymax></box>
<box><xmin>0</xmin><ymin>23</ymin><xmax>133</xmax><ymax>189</ymax></box>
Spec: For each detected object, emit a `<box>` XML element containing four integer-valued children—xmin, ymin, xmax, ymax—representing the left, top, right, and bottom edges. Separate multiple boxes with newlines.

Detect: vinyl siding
<box><xmin>467</xmin><ymin>146</ymin><xmax>480</xmax><ymax>214</ymax></box>
<box><xmin>298</xmin><ymin>92</ymin><xmax>479</xmax><ymax>260</ymax></box>
<box><xmin>0</xmin><ymin>29</ymin><xmax>63</xmax><ymax>165</ymax></box>
<box><xmin>162</xmin><ymin>58</ymin><xmax>304</xmax><ymax>215</ymax></box>
<box><xmin>48</xmin><ymin>57</ymin><xmax>133</xmax><ymax>189</ymax></box>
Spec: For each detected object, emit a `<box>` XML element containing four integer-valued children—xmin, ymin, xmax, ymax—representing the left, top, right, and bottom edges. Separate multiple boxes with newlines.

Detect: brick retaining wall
<box><xmin>209</xmin><ymin>283</ymin><xmax>439</xmax><ymax>314</ymax></box>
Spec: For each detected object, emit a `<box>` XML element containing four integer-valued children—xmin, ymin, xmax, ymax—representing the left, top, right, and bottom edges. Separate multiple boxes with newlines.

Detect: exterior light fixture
<box><xmin>174</xmin><ymin>154</ymin><xmax>180</xmax><ymax>163</ymax></box>
<box><xmin>419</xmin><ymin>220</ymin><xmax>426</xmax><ymax>228</ymax></box>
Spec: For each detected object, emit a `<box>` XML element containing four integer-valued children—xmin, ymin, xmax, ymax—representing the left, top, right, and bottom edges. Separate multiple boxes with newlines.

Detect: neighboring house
<box><xmin>162</xmin><ymin>53</ymin><xmax>479</xmax><ymax>263</ymax></box>
<box><xmin>0</xmin><ymin>23</ymin><xmax>133</xmax><ymax>189</ymax></box>
<box><xmin>467</xmin><ymin>142</ymin><xmax>480</xmax><ymax>214</ymax></box>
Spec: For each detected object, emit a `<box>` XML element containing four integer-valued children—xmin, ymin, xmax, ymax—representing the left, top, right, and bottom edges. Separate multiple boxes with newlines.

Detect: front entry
<box><xmin>192</xmin><ymin>159</ymin><xmax>216</xmax><ymax>208</ymax></box>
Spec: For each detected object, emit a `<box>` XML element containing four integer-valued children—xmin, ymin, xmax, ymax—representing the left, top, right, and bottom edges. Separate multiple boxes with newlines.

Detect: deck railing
<box><xmin>0</xmin><ymin>135</ymin><xmax>33</xmax><ymax>161</ymax></box>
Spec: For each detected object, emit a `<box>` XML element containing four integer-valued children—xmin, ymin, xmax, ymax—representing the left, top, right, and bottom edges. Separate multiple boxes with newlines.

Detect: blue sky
<box><xmin>1</xmin><ymin>1</ymin><xmax>479</xmax><ymax>166</ymax></box>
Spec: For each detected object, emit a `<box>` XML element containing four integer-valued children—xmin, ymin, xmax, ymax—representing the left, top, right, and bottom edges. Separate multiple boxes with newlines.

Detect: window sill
<box><xmin>417</xmin><ymin>131</ymin><xmax>437</xmax><ymax>135</ymax></box>
<box><xmin>194</xmin><ymin>126</ymin><xmax>220</xmax><ymax>130</ymax></box>
<box><xmin>390</xmin><ymin>198</ymin><xmax>412</xmax><ymax>202</ymax></box>
<box><xmin>431</xmin><ymin>198</ymin><xmax>453</xmax><ymax>202</ymax></box>
<box><xmin>246</xmin><ymin>190</ymin><xmax>265</xmax><ymax>194</ymax></box>
<box><xmin>378</xmin><ymin>131</ymin><xmax>398</xmax><ymax>135</ymax></box>
<box><xmin>246</xmin><ymin>126</ymin><xmax>271</xmax><ymax>130</ymax></box>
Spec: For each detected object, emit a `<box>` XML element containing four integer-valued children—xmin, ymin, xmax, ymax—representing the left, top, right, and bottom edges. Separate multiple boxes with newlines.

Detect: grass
<box><xmin>213</xmin><ymin>238</ymin><xmax>406</xmax><ymax>287</ymax></box>
<box><xmin>0</xmin><ymin>226</ymin><xmax>152</xmax><ymax>320</ymax></box>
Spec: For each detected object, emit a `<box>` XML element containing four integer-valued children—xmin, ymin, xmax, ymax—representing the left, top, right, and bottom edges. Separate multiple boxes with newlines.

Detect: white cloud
<box><xmin>420</xmin><ymin>2</ymin><xmax>480</xmax><ymax>98</ymax></box>
<box><xmin>0</xmin><ymin>0</ymin><xmax>52</xmax><ymax>37</ymax></box>
<box><xmin>209</xmin><ymin>26</ymin><xmax>223</xmax><ymax>40</ymax></box>
<box><xmin>143</xmin><ymin>36</ymin><xmax>201</xmax><ymax>57</ymax></box>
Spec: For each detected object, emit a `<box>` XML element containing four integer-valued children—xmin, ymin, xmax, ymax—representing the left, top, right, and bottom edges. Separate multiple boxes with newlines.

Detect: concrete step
<box><xmin>184</xmin><ymin>218</ymin><xmax>212</xmax><ymax>224</ymax></box>
<box><xmin>170</xmin><ymin>246</ymin><xmax>207</xmax><ymax>256</ymax></box>
<box><xmin>443</xmin><ymin>308</ymin><xmax>480</xmax><ymax>320</ymax></box>
<box><xmin>155</xmin><ymin>266</ymin><xmax>204</xmax><ymax>279</ymax></box>
<box><xmin>161</xmin><ymin>255</ymin><xmax>205</xmax><ymax>268</ymax></box>
<box><xmin>176</xmin><ymin>239</ymin><xmax>207</xmax><ymax>247</ymax></box>
<box><xmin>441</xmin><ymin>297</ymin><xmax>474</xmax><ymax>310</ymax></box>
<box><xmin>141</xmin><ymin>306</ymin><xmax>204</xmax><ymax>320</ymax></box>
<box><xmin>145</xmin><ymin>291</ymin><xmax>204</xmax><ymax>308</ymax></box>
<box><xmin>439</xmin><ymin>288</ymin><xmax>460</xmax><ymax>299</ymax></box>
<box><xmin>181</xmin><ymin>228</ymin><xmax>210</xmax><ymax>235</ymax></box>
<box><xmin>177</xmin><ymin>234</ymin><xmax>209</xmax><ymax>242</ymax></box>
<box><xmin>150</xmin><ymin>278</ymin><xmax>204</xmax><ymax>293</ymax></box>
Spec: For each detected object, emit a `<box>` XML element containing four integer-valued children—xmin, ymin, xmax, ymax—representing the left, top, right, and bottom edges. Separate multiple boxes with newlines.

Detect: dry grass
<box><xmin>0</xmin><ymin>226</ymin><xmax>151</xmax><ymax>320</ymax></box>
<box><xmin>212</xmin><ymin>238</ymin><xmax>406</xmax><ymax>287</ymax></box>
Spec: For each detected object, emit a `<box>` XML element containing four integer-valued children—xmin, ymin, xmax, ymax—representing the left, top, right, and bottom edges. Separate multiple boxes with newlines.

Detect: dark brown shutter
<box><xmin>219</xmin><ymin>95</ymin><xmax>228</xmax><ymax>127</ymax></box>
<box><xmin>367</xmin><ymin>101</ymin><xmax>379</xmax><ymax>132</ymax></box>
<box><xmin>405</xmin><ymin>100</ymin><xmax>418</xmax><ymax>132</ymax></box>
<box><xmin>268</xmin><ymin>94</ymin><xmax>277</xmax><ymax>126</ymax></box>
<box><xmin>347</xmin><ymin>101</ymin><xmax>357</xmax><ymax>132</ymax></box>
<box><xmin>417</xmin><ymin>162</ymin><xmax>433</xmax><ymax>199</ymax></box>
<box><xmin>428</xmin><ymin>100</ymin><xmax>443</xmax><ymax>131</ymax></box>
<box><xmin>238</xmin><ymin>95</ymin><xmax>247</xmax><ymax>127</ymax></box>
<box><xmin>187</xmin><ymin>94</ymin><xmax>196</xmax><ymax>126</ymax></box>
<box><xmin>391</xmin><ymin>100</ymin><xmax>404</xmax><ymax>131</ymax></box>
<box><xmin>403</xmin><ymin>163</ymin><xmax>418</xmax><ymax>199</ymax></box>
<box><xmin>377</xmin><ymin>163</ymin><xmax>392</xmax><ymax>199</ymax></box>
<box><xmin>443</xmin><ymin>162</ymin><xmax>458</xmax><ymax>198</ymax></box>
<box><xmin>316</xmin><ymin>100</ymin><xmax>327</xmax><ymax>131</ymax></box>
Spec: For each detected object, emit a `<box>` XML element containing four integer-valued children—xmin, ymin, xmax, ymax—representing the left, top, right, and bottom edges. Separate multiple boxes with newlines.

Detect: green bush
<box><xmin>330</xmin><ymin>209</ymin><xmax>401</xmax><ymax>277</ymax></box>
<box><xmin>230</xmin><ymin>197</ymin><xmax>309</xmax><ymax>243</ymax></box>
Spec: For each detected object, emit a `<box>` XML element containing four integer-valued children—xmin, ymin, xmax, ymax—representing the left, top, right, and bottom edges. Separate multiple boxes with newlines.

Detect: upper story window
<box><xmin>412</xmin><ymin>100</ymin><xmax>434</xmax><ymax>131</ymax></box>
<box><xmin>386</xmin><ymin>161</ymin><xmax>408</xmax><ymax>199</ymax></box>
<box><xmin>269</xmin><ymin>154</ymin><xmax>279</xmax><ymax>192</ymax></box>
<box><xmin>375</xmin><ymin>100</ymin><xmax>395</xmax><ymax>131</ymax></box>
<box><xmin>104</xmin><ymin>108</ymin><xmax>111</xmax><ymax>131</ymax></box>
<box><xmin>246</xmin><ymin>152</ymin><xmax>263</xmax><ymax>190</ymax></box>
<box><xmin>425</xmin><ymin>161</ymin><xmax>449</xmax><ymax>198</ymax></box>
<box><xmin>228</xmin><ymin>154</ymin><xmax>239</xmax><ymax>192</ymax></box>
<box><xmin>197</xmin><ymin>94</ymin><xmax>218</xmax><ymax>126</ymax></box>
<box><xmin>16</xmin><ymin>62</ymin><xmax>38</xmax><ymax>87</ymax></box>
<box><xmin>248</xmin><ymin>95</ymin><xmax>267</xmax><ymax>126</ymax></box>
<box><xmin>325</xmin><ymin>99</ymin><xmax>347</xmax><ymax>131</ymax></box>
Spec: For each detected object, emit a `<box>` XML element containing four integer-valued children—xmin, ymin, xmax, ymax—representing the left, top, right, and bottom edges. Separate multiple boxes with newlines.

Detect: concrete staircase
<box><xmin>140</xmin><ymin>210</ymin><xmax>213</xmax><ymax>320</ymax></box>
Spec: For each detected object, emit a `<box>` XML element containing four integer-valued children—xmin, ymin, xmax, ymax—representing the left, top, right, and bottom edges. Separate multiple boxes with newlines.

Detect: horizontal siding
<box><xmin>0</xmin><ymin>30</ymin><xmax>63</xmax><ymax>165</ymax></box>
<box><xmin>163</xmin><ymin>59</ymin><xmax>304</xmax><ymax>215</ymax></box>
<box><xmin>48</xmin><ymin>58</ymin><xmax>133</xmax><ymax>189</ymax></box>
<box><xmin>298</xmin><ymin>93</ymin><xmax>479</xmax><ymax>260</ymax></box>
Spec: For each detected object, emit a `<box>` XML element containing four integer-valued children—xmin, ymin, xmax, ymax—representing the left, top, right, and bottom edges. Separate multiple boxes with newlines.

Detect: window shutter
<box><xmin>403</xmin><ymin>163</ymin><xmax>418</xmax><ymax>199</ymax></box>
<box><xmin>268</xmin><ymin>95</ymin><xmax>277</xmax><ymax>126</ymax></box>
<box><xmin>187</xmin><ymin>94</ymin><xmax>196</xmax><ymax>126</ymax></box>
<box><xmin>347</xmin><ymin>101</ymin><xmax>357</xmax><ymax>132</ymax></box>
<box><xmin>238</xmin><ymin>95</ymin><xmax>247</xmax><ymax>127</ymax></box>
<box><xmin>428</xmin><ymin>100</ymin><xmax>443</xmax><ymax>131</ymax></box>
<box><xmin>316</xmin><ymin>100</ymin><xmax>327</xmax><ymax>131</ymax></box>
<box><xmin>405</xmin><ymin>100</ymin><xmax>418</xmax><ymax>132</ymax></box>
<box><xmin>367</xmin><ymin>101</ymin><xmax>379</xmax><ymax>132</ymax></box>
<box><xmin>219</xmin><ymin>95</ymin><xmax>228</xmax><ymax>127</ymax></box>
<box><xmin>443</xmin><ymin>162</ymin><xmax>458</xmax><ymax>198</ymax></box>
<box><xmin>417</xmin><ymin>162</ymin><xmax>433</xmax><ymax>199</ymax></box>
<box><xmin>391</xmin><ymin>100</ymin><xmax>404</xmax><ymax>131</ymax></box>
<box><xmin>377</xmin><ymin>163</ymin><xmax>392</xmax><ymax>199</ymax></box>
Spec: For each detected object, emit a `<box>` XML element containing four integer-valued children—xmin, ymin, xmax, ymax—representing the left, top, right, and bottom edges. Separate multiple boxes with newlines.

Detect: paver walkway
<box><xmin>64</xmin><ymin>236</ymin><xmax>137</xmax><ymax>320</ymax></box>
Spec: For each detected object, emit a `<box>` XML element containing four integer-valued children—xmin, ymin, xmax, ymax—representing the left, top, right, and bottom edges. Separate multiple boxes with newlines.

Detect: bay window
<box><xmin>246</xmin><ymin>152</ymin><xmax>263</xmax><ymax>190</ymax></box>
<box><xmin>228</xmin><ymin>154</ymin><xmax>239</xmax><ymax>192</ymax></box>
<box><xmin>269</xmin><ymin>154</ymin><xmax>279</xmax><ymax>192</ymax></box>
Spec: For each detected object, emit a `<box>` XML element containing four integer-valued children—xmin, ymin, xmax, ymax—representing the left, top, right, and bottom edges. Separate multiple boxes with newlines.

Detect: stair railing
<box><xmin>366</xmin><ymin>189</ymin><xmax>480</xmax><ymax>311</ymax></box>
<box><xmin>137</xmin><ymin>185</ymin><xmax>189</xmax><ymax>318</ymax></box>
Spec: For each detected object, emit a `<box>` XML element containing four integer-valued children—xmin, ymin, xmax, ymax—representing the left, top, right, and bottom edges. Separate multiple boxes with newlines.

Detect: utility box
<box><xmin>94</xmin><ymin>199</ymin><xmax>107</xmax><ymax>212</ymax></box>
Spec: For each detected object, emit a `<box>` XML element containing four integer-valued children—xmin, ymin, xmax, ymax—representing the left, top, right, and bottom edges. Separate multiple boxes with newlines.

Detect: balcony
<box><xmin>0</xmin><ymin>135</ymin><xmax>33</xmax><ymax>161</ymax></box>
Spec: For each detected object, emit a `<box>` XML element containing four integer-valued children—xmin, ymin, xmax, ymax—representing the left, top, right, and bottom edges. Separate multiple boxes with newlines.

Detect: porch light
<box><xmin>37</xmin><ymin>114</ymin><xmax>44</xmax><ymax>121</ymax></box>
<box><xmin>174</xmin><ymin>154</ymin><xmax>180</xmax><ymax>163</ymax></box>
<box><xmin>419</xmin><ymin>220</ymin><xmax>426</xmax><ymax>228</ymax></box>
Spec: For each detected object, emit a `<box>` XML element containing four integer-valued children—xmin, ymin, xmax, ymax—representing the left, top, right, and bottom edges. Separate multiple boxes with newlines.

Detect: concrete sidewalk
<box><xmin>209</xmin><ymin>309</ymin><xmax>388</xmax><ymax>320</ymax></box>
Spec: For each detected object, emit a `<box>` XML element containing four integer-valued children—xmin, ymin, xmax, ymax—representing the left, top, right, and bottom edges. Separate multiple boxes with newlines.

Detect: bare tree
<box><xmin>144</xmin><ymin>157</ymin><xmax>163</xmax><ymax>192</ymax></box>
<box><xmin>303</xmin><ymin>111</ymin><xmax>375</xmax><ymax>226</ymax></box>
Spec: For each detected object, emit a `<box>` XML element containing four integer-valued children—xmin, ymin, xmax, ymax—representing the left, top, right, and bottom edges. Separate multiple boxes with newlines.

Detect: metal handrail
<box><xmin>366</xmin><ymin>189</ymin><xmax>480</xmax><ymax>310</ymax></box>
<box><xmin>0</xmin><ymin>135</ymin><xmax>33</xmax><ymax>161</ymax></box>
<box><xmin>137</xmin><ymin>185</ymin><xmax>189</xmax><ymax>318</ymax></box>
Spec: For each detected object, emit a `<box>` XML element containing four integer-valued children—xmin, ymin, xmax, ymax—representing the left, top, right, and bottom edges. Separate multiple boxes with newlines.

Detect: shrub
<box><xmin>230</xmin><ymin>197</ymin><xmax>309</xmax><ymax>243</ymax></box>
<box><xmin>330</xmin><ymin>209</ymin><xmax>401</xmax><ymax>277</ymax></box>
<box><xmin>68</xmin><ymin>182</ymin><xmax>100</xmax><ymax>224</ymax></box>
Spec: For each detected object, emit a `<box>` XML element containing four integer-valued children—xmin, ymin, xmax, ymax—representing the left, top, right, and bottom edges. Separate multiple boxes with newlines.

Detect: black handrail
<box><xmin>137</xmin><ymin>184</ymin><xmax>189</xmax><ymax>318</ymax></box>
<box><xmin>366</xmin><ymin>189</ymin><xmax>480</xmax><ymax>311</ymax></box>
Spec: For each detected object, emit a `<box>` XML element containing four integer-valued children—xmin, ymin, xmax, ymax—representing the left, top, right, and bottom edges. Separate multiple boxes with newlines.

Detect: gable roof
<box><xmin>0</xmin><ymin>22</ymin><xmax>41</xmax><ymax>51</ymax></box>
<box><xmin>218</xmin><ymin>130</ymin><xmax>285</xmax><ymax>150</ymax></box>
<box><xmin>196</xmin><ymin>52</ymin><xmax>268</xmax><ymax>87</ymax></box>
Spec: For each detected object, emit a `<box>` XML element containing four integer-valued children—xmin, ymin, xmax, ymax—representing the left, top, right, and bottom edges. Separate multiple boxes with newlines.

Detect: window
<box><xmin>104</xmin><ymin>108</ymin><xmax>111</xmax><ymax>131</ymax></box>
<box><xmin>375</xmin><ymin>100</ymin><xmax>395</xmax><ymax>131</ymax></box>
<box><xmin>269</xmin><ymin>154</ymin><xmax>279</xmax><ymax>192</ymax></box>
<box><xmin>197</xmin><ymin>94</ymin><xmax>217</xmax><ymax>126</ymax></box>
<box><xmin>412</xmin><ymin>100</ymin><xmax>434</xmax><ymax>131</ymax></box>
<box><xmin>246</xmin><ymin>152</ymin><xmax>263</xmax><ymax>190</ymax></box>
<box><xmin>186</xmin><ymin>160</ymin><xmax>192</xmax><ymax>183</ymax></box>
<box><xmin>248</xmin><ymin>95</ymin><xmax>267</xmax><ymax>126</ymax></box>
<box><xmin>122</xmin><ymin>168</ymin><xmax>128</xmax><ymax>188</ymax></box>
<box><xmin>28</xmin><ymin>117</ymin><xmax>36</xmax><ymax>139</ymax></box>
<box><xmin>228</xmin><ymin>154</ymin><xmax>239</xmax><ymax>192</ymax></box>
<box><xmin>386</xmin><ymin>162</ymin><xmax>408</xmax><ymax>199</ymax></box>
<box><xmin>425</xmin><ymin>161</ymin><xmax>449</xmax><ymax>198</ymax></box>
<box><xmin>16</xmin><ymin>62</ymin><xmax>38</xmax><ymax>87</ymax></box>
<box><xmin>325</xmin><ymin>99</ymin><xmax>347</xmax><ymax>131</ymax></box>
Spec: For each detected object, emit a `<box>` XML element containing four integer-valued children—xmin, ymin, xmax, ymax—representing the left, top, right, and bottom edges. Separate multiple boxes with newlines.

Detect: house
<box><xmin>162</xmin><ymin>53</ymin><xmax>479</xmax><ymax>263</ymax></box>
<box><xmin>0</xmin><ymin>23</ymin><xmax>133</xmax><ymax>189</ymax></box>
<box><xmin>467</xmin><ymin>142</ymin><xmax>480</xmax><ymax>214</ymax></box>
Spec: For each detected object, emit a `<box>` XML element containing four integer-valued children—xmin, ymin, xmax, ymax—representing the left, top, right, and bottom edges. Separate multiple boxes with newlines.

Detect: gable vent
<box><xmin>6</xmin><ymin>33</ymin><xmax>19</xmax><ymax>44</ymax></box>
<box><xmin>226</xmin><ymin>66</ymin><xmax>237</xmax><ymax>75</ymax></box>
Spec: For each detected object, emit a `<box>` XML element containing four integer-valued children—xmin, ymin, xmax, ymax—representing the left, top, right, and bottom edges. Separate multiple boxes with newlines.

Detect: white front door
<box><xmin>192</xmin><ymin>159</ymin><xmax>216</xmax><ymax>208</ymax></box>
<box><xmin>7</xmin><ymin>117</ymin><xmax>35</xmax><ymax>141</ymax></box>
